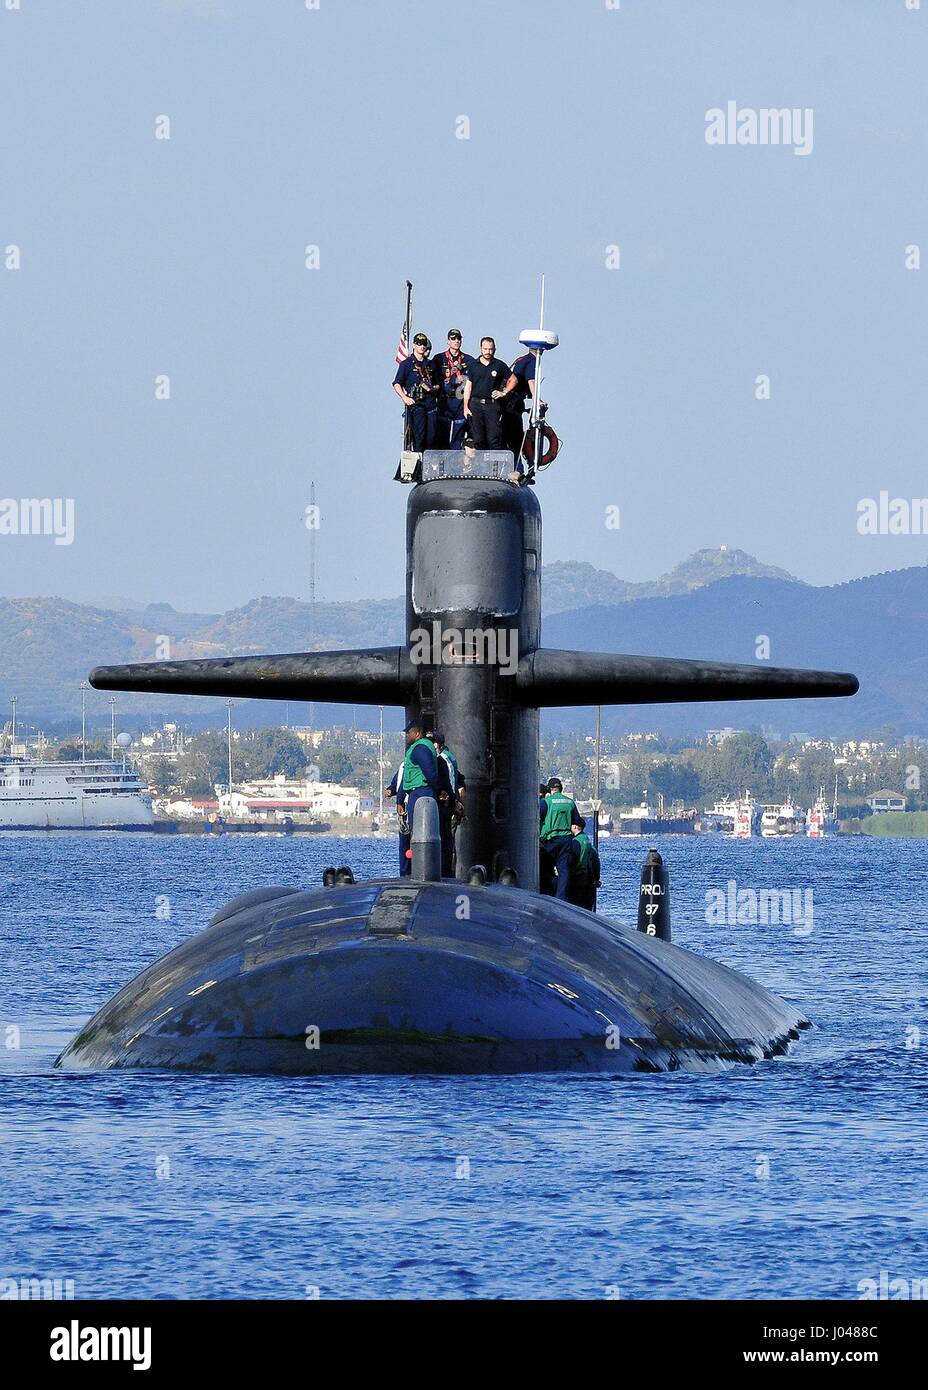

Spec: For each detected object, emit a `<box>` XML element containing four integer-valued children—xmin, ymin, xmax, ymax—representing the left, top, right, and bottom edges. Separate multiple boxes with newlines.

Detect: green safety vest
<box><xmin>541</xmin><ymin>791</ymin><xmax>574</xmax><ymax>840</ymax></box>
<box><xmin>402</xmin><ymin>737</ymin><xmax>434</xmax><ymax>792</ymax></box>
<box><xmin>573</xmin><ymin>832</ymin><xmax>593</xmax><ymax>870</ymax></box>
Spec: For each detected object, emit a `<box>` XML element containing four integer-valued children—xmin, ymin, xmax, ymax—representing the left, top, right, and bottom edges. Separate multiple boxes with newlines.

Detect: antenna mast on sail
<box><xmin>519</xmin><ymin>274</ymin><xmax>559</xmax><ymax>476</ymax></box>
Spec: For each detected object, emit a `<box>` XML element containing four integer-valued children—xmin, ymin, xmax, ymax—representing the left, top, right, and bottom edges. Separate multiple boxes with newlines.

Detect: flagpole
<box><xmin>403</xmin><ymin>279</ymin><xmax>413</xmax><ymax>451</ymax></box>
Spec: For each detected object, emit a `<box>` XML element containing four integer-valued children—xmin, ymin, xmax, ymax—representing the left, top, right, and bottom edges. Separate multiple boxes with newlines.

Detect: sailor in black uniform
<box><xmin>462</xmin><ymin>338</ymin><xmax>511</xmax><ymax>449</ymax></box>
<box><xmin>430</xmin><ymin>330</ymin><xmax>474</xmax><ymax>449</ymax></box>
<box><xmin>393</xmin><ymin>333</ymin><xmax>438</xmax><ymax>452</ymax></box>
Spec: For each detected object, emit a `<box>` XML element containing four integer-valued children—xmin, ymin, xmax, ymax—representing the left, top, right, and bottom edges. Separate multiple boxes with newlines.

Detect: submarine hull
<box><xmin>56</xmin><ymin>881</ymin><xmax>808</xmax><ymax>1075</ymax></box>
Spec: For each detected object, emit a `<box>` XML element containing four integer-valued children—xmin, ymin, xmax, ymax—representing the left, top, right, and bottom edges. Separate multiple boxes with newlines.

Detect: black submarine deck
<box><xmin>56</xmin><ymin>879</ymin><xmax>808</xmax><ymax>1075</ymax></box>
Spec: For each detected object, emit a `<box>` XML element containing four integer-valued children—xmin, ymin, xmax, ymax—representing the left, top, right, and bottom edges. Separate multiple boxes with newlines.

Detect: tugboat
<box><xmin>732</xmin><ymin>792</ymin><xmax>756</xmax><ymax>839</ymax></box>
<box><xmin>56</xmin><ymin>293</ymin><xmax>859</xmax><ymax>1075</ymax></box>
<box><xmin>761</xmin><ymin>799</ymin><xmax>805</xmax><ymax>838</ymax></box>
<box><xmin>806</xmin><ymin>788</ymin><xmax>831</xmax><ymax>838</ymax></box>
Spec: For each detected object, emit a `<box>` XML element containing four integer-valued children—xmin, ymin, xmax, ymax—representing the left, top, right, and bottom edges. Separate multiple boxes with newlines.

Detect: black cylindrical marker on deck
<box><xmin>637</xmin><ymin>849</ymin><xmax>671</xmax><ymax>942</ymax></box>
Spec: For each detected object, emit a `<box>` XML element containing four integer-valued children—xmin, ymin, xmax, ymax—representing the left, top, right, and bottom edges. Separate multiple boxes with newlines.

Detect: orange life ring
<box><xmin>522</xmin><ymin>423</ymin><xmax>560</xmax><ymax>468</ymax></box>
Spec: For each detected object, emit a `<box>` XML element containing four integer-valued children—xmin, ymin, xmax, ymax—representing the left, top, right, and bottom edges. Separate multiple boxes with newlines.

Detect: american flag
<box><xmin>395</xmin><ymin>332</ymin><xmax>408</xmax><ymax>364</ymax></box>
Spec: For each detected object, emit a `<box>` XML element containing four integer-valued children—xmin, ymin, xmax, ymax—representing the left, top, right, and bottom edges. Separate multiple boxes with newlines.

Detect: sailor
<box><xmin>499</xmin><ymin>349</ymin><xmax>536</xmax><ymax>466</ymax></box>
<box><xmin>431</xmin><ymin>730</ymin><xmax>465</xmax><ymax>803</ymax></box>
<box><xmin>397</xmin><ymin>718</ymin><xmax>441</xmax><ymax>876</ymax></box>
<box><xmin>462</xmin><ymin>337</ymin><xmax>511</xmax><ymax>449</ymax></box>
<box><xmin>538</xmin><ymin>781</ymin><xmax>554</xmax><ymax>890</ymax></box>
<box><xmin>393</xmin><ymin>333</ymin><xmax>438</xmax><ymax>453</ymax></box>
<box><xmin>430</xmin><ymin>330</ymin><xmax>474</xmax><ymax>449</ymax></box>
<box><xmin>539</xmin><ymin>777</ymin><xmax>581</xmax><ymax>899</ymax></box>
<box><xmin>429</xmin><ymin>729</ymin><xmax>466</xmax><ymax>876</ymax></box>
<box><xmin>566</xmin><ymin>815</ymin><xmax>601</xmax><ymax>911</ymax></box>
<box><xmin>385</xmin><ymin>758</ymin><xmax>409</xmax><ymax>874</ymax></box>
<box><xmin>431</xmin><ymin>737</ymin><xmax>455</xmax><ymax>877</ymax></box>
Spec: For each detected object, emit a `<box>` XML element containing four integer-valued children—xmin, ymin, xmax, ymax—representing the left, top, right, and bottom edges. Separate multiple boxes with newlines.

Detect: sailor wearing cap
<box><xmin>393</xmin><ymin>333</ymin><xmax>438</xmax><ymax>452</ymax></box>
<box><xmin>462</xmin><ymin>337</ymin><xmax>511</xmax><ymax>449</ymax></box>
<box><xmin>430</xmin><ymin>330</ymin><xmax>475</xmax><ymax>449</ymax></box>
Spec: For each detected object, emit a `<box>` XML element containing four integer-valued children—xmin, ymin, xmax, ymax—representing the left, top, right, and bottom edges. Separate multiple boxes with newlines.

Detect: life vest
<box><xmin>402</xmin><ymin>737</ymin><xmax>435</xmax><ymax>792</ymax></box>
<box><xmin>541</xmin><ymin>791</ymin><xmax>574</xmax><ymax>840</ymax></box>
<box><xmin>439</xmin><ymin>350</ymin><xmax>467</xmax><ymax>398</ymax></box>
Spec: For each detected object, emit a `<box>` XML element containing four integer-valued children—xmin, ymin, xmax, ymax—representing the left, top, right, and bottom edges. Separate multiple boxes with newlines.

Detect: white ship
<box><xmin>760</xmin><ymin>799</ymin><xmax>804</xmax><ymax>837</ymax></box>
<box><xmin>702</xmin><ymin>792</ymin><xmax>755</xmax><ymax>837</ymax></box>
<box><xmin>731</xmin><ymin>792</ymin><xmax>755</xmax><ymax>839</ymax></box>
<box><xmin>806</xmin><ymin>788</ymin><xmax>831</xmax><ymax>839</ymax></box>
<box><xmin>0</xmin><ymin>755</ymin><xmax>155</xmax><ymax>829</ymax></box>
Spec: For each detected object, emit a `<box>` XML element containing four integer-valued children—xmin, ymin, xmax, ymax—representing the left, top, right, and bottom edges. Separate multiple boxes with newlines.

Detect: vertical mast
<box><xmin>378</xmin><ymin>704</ymin><xmax>384</xmax><ymax>824</ymax></box>
<box><xmin>308</xmin><ymin>479</ymin><xmax>316</xmax><ymax>735</ymax></box>
<box><xmin>519</xmin><ymin>275</ymin><xmax>558</xmax><ymax>476</ymax></box>
<box><xmin>594</xmin><ymin>704</ymin><xmax>601</xmax><ymax>802</ymax></box>
<box><xmin>401</xmin><ymin>280</ymin><xmax>413</xmax><ymax>452</ymax></box>
<box><xmin>531</xmin><ymin>274</ymin><xmax>545</xmax><ymax>432</ymax></box>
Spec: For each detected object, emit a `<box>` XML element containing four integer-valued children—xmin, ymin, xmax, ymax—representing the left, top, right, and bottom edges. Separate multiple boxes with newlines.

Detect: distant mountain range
<box><xmin>542</xmin><ymin>547</ymin><xmax>796</xmax><ymax>614</ymax></box>
<box><xmin>2</xmin><ymin>548</ymin><xmax>925</xmax><ymax>737</ymax></box>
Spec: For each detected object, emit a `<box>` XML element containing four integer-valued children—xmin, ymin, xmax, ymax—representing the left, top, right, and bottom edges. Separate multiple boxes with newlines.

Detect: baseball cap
<box><xmin>412</xmin><ymin>332</ymin><xmax>430</xmax><ymax>347</ymax></box>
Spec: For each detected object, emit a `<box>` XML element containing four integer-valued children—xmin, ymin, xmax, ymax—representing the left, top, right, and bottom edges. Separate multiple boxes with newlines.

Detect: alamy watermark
<box><xmin>0</xmin><ymin>1274</ymin><xmax>75</xmax><ymax>1300</ymax></box>
<box><xmin>857</xmin><ymin>492</ymin><xmax>928</xmax><ymax>535</ymax></box>
<box><xmin>857</xmin><ymin>1270</ymin><xmax>928</xmax><ymax>1300</ymax></box>
<box><xmin>0</xmin><ymin>497</ymin><xmax>75</xmax><ymax>545</ymax></box>
<box><xmin>50</xmin><ymin>1321</ymin><xmax>151</xmax><ymax>1370</ymax></box>
<box><xmin>408</xmin><ymin>622</ymin><xmax>518</xmax><ymax>677</ymax></box>
<box><xmin>705</xmin><ymin>102</ymin><xmax>813</xmax><ymax>157</ymax></box>
<box><xmin>705</xmin><ymin>879</ymin><xmax>813</xmax><ymax>937</ymax></box>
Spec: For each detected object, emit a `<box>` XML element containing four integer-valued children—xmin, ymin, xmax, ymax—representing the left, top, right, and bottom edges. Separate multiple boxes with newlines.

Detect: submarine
<box><xmin>56</xmin><ymin>311</ymin><xmax>858</xmax><ymax>1075</ymax></box>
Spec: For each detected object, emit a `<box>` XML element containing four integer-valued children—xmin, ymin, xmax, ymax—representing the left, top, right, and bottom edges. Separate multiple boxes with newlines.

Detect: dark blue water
<box><xmin>1</xmin><ymin>831</ymin><xmax>926</xmax><ymax>1300</ymax></box>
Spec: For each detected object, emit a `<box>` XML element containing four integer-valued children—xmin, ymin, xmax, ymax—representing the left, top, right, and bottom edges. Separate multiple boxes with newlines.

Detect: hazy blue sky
<box><xmin>2</xmin><ymin>0</ymin><xmax>926</xmax><ymax>611</ymax></box>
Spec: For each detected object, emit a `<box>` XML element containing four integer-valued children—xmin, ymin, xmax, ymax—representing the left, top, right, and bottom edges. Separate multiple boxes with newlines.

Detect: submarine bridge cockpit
<box><xmin>418</xmin><ymin>448</ymin><xmax>519</xmax><ymax>483</ymax></box>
